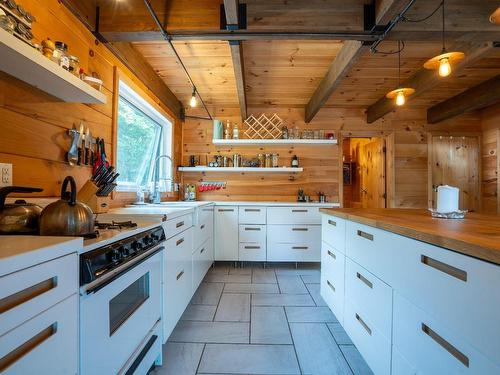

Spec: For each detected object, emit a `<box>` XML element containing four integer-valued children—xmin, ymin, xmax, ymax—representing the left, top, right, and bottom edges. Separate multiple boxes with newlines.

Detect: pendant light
<box><xmin>490</xmin><ymin>7</ymin><xmax>500</xmax><ymax>24</ymax></box>
<box><xmin>423</xmin><ymin>0</ymin><xmax>464</xmax><ymax>77</ymax></box>
<box><xmin>386</xmin><ymin>41</ymin><xmax>415</xmax><ymax>107</ymax></box>
<box><xmin>189</xmin><ymin>87</ymin><xmax>197</xmax><ymax>108</ymax></box>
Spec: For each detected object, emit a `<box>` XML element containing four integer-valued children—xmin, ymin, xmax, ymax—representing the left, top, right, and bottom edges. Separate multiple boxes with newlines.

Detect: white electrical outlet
<box><xmin>0</xmin><ymin>163</ymin><xmax>13</xmax><ymax>187</ymax></box>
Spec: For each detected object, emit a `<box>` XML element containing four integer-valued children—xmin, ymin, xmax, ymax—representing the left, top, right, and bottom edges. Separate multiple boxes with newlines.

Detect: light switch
<box><xmin>0</xmin><ymin>163</ymin><xmax>13</xmax><ymax>187</ymax></box>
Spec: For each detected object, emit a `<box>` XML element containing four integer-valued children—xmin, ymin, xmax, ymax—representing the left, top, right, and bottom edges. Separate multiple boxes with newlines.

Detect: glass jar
<box><xmin>319</xmin><ymin>129</ymin><xmax>325</xmax><ymax>139</ymax></box>
<box><xmin>53</xmin><ymin>41</ymin><xmax>69</xmax><ymax>70</ymax></box>
<box><xmin>0</xmin><ymin>13</ymin><xmax>15</xmax><ymax>34</ymax></box>
<box><xmin>68</xmin><ymin>55</ymin><xmax>80</xmax><ymax>76</ymax></box>
<box><xmin>257</xmin><ymin>153</ymin><xmax>265</xmax><ymax>168</ymax></box>
<box><xmin>264</xmin><ymin>154</ymin><xmax>272</xmax><ymax>168</ymax></box>
<box><xmin>272</xmin><ymin>153</ymin><xmax>279</xmax><ymax>168</ymax></box>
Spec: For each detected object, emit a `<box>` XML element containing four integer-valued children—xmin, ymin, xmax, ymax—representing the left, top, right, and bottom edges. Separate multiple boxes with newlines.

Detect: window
<box><xmin>116</xmin><ymin>81</ymin><xmax>172</xmax><ymax>192</ymax></box>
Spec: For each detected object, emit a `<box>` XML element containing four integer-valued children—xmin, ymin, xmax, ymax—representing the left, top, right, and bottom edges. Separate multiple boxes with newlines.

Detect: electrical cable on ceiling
<box><xmin>142</xmin><ymin>0</ymin><xmax>213</xmax><ymax>120</ymax></box>
<box><xmin>402</xmin><ymin>0</ymin><xmax>443</xmax><ymax>23</ymax></box>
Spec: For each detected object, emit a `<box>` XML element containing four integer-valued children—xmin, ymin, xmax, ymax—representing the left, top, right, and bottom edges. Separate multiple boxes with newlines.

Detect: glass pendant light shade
<box><xmin>190</xmin><ymin>88</ymin><xmax>197</xmax><ymax>108</ymax></box>
<box><xmin>386</xmin><ymin>88</ymin><xmax>415</xmax><ymax>106</ymax></box>
<box><xmin>490</xmin><ymin>7</ymin><xmax>500</xmax><ymax>24</ymax></box>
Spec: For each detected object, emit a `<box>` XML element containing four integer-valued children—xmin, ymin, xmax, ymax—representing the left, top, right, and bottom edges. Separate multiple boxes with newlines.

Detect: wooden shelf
<box><xmin>178</xmin><ymin>166</ymin><xmax>303</xmax><ymax>173</ymax></box>
<box><xmin>212</xmin><ymin>139</ymin><xmax>337</xmax><ymax>146</ymax></box>
<box><xmin>0</xmin><ymin>28</ymin><xmax>107</xmax><ymax>104</ymax></box>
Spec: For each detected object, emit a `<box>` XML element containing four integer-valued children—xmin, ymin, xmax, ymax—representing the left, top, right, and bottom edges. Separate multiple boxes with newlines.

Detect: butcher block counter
<box><xmin>319</xmin><ymin>208</ymin><xmax>500</xmax><ymax>265</ymax></box>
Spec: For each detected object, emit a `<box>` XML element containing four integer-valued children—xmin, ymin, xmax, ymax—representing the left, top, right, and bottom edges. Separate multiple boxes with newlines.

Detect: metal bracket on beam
<box><xmin>220</xmin><ymin>3</ymin><xmax>247</xmax><ymax>30</ymax></box>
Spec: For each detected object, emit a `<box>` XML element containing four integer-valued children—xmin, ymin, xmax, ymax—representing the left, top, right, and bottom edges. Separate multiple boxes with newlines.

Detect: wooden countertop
<box><xmin>319</xmin><ymin>208</ymin><xmax>500</xmax><ymax>265</ymax></box>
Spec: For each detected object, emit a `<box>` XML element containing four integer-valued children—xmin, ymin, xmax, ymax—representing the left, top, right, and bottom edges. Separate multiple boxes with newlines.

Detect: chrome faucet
<box><xmin>150</xmin><ymin>154</ymin><xmax>174</xmax><ymax>204</ymax></box>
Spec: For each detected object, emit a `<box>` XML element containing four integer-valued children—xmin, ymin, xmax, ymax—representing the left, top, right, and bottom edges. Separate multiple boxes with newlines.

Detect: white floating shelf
<box><xmin>0</xmin><ymin>28</ymin><xmax>107</xmax><ymax>104</ymax></box>
<box><xmin>212</xmin><ymin>139</ymin><xmax>337</xmax><ymax>145</ymax></box>
<box><xmin>179</xmin><ymin>166</ymin><xmax>303</xmax><ymax>173</ymax></box>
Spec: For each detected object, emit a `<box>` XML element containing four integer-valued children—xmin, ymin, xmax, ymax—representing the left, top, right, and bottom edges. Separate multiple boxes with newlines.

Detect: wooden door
<box><xmin>430</xmin><ymin>136</ymin><xmax>480</xmax><ymax>211</ymax></box>
<box><xmin>360</xmin><ymin>138</ymin><xmax>386</xmax><ymax>208</ymax></box>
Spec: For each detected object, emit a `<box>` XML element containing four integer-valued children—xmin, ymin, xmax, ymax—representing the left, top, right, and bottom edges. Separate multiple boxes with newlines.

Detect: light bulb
<box><xmin>438</xmin><ymin>57</ymin><xmax>451</xmax><ymax>77</ymax></box>
<box><xmin>395</xmin><ymin>90</ymin><xmax>405</xmax><ymax>106</ymax></box>
<box><xmin>190</xmin><ymin>93</ymin><xmax>197</xmax><ymax>108</ymax></box>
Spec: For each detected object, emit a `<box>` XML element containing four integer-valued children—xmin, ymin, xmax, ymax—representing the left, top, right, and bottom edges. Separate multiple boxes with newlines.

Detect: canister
<box><xmin>213</xmin><ymin>119</ymin><xmax>223</xmax><ymax>139</ymax></box>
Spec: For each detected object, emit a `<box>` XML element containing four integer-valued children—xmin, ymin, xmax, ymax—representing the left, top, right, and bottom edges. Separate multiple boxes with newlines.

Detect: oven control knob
<box><xmin>151</xmin><ymin>233</ymin><xmax>159</xmax><ymax>242</ymax></box>
<box><xmin>109</xmin><ymin>249</ymin><xmax>121</xmax><ymax>263</ymax></box>
<box><xmin>132</xmin><ymin>241</ymin><xmax>142</xmax><ymax>251</ymax></box>
<box><xmin>118</xmin><ymin>246</ymin><xmax>129</xmax><ymax>257</ymax></box>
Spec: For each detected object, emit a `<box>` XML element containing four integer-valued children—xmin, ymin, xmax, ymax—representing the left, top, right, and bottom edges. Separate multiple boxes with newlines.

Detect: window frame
<box><xmin>116</xmin><ymin>80</ymin><xmax>173</xmax><ymax>192</ymax></box>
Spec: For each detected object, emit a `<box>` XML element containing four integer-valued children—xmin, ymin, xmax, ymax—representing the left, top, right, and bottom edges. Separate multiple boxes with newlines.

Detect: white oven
<box><xmin>79</xmin><ymin>244</ymin><xmax>163</xmax><ymax>375</ymax></box>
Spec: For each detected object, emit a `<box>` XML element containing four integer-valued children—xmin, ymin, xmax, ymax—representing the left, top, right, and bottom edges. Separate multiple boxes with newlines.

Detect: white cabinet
<box><xmin>267</xmin><ymin>207</ymin><xmax>322</xmax><ymax>224</ymax></box>
<box><xmin>321</xmin><ymin>214</ymin><xmax>346</xmax><ymax>253</ymax></box>
<box><xmin>239</xmin><ymin>225</ymin><xmax>266</xmax><ymax>261</ymax></box>
<box><xmin>320</xmin><ymin>242</ymin><xmax>345</xmax><ymax>323</ymax></box>
<box><xmin>214</xmin><ymin>206</ymin><xmax>239</xmax><ymax>261</ymax></box>
<box><xmin>239</xmin><ymin>206</ymin><xmax>267</xmax><ymax>224</ymax></box>
<box><xmin>193</xmin><ymin>237</ymin><xmax>214</xmax><ymax>291</ymax></box>
<box><xmin>267</xmin><ymin>224</ymin><xmax>321</xmax><ymax>262</ymax></box>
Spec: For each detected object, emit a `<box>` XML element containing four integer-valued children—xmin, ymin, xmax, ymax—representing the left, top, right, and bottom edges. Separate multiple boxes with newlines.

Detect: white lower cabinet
<box><xmin>239</xmin><ymin>224</ymin><xmax>266</xmax><ymax>261</ymax></box>
<box><xmin>320</xmin><ymin>242</ymin><xmax>345</xmax><ymax>323</ymax></box>
<box><xmin>267</xmin><ymin>224</ymin><xmax>321</xmax><ymax>262</ymax></box>
<box><xmin>391</xmin><ymin>346</ymin><xmax>416</xmax><ymax>375</ymax></box>
<box><xmin>214</xmin><ymin>206</ymin><xmax>239</xmax><ymax>261</ymax></box>
<box><xmin>193</xmin><ymin>237</ymin><xmax>214</xmax><ymax>291</ymax></box>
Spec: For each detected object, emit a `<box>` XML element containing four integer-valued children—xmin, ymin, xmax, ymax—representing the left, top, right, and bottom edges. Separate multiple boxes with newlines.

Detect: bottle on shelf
<box><xmin>291</xmin><ymin>155</ymin><xmax>299</xmax><ymax>168</ymax></box>
<box><xmin>224</xmin><ymin>120</ymin><xmax>232</xmax><ymax>140</ymax></box>
<box><xmin>233</xmin><ymin>123</ymin><xmax>239</xmax><ymax>139</ymax></box>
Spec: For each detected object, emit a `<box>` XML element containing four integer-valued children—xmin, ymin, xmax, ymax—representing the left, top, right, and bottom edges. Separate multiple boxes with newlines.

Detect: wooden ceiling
<box><xmin>70</xmin><ymin>0</ymin><xmax>500</xmax><ymax>123</ymax></box>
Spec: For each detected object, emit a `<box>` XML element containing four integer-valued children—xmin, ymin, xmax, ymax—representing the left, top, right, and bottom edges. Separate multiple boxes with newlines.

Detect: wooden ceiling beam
<box><xmin>366</xmin><ymin>41</ymin><xmax>494</xmax><ymax>124</ymax></box>
<box><xmin>109</xmin><ymin>42</ymin><xmax>183</xmax><ymax>118</ymax></box>
<box><xmin>427</xmin><ymin>74</ymin><xmax>500</xmax><ymax>124</ymax></box>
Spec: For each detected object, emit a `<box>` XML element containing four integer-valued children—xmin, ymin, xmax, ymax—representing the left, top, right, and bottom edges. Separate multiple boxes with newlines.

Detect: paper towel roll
<box><xmin>436</xmin><ymin>185</ymin><xmax>459</xmax><ymax>213</ymax></box>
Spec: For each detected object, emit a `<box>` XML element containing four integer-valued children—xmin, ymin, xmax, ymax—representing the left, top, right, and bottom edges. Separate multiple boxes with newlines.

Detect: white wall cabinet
<box><xmin>214</xmin><ymin>206</ymin><xmax>239</xmax><ymax>261</ymax></box>
<box><xmin>321</xmin><ymin>213</ymin><xmax>500</xmax><ymax>375</ymax></box>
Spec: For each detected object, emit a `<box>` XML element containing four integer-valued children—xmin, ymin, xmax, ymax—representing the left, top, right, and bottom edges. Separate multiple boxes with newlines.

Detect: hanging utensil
<box><xmin>84</xmin><ymin>128</ymin><xmax>91</xmax><ymax>165</ymax></box>
<box><xmin>100</xmin><ymin>139</ymin><xmax>109</xmax><ymax>169</ymax></box>
<box><xmin>93</xmin><ymin>137</ymin><xmax>102</xmax><ymax>173</ymax></box>
<box><xmin>67</xmin><ymin>128</ymin><xmax>79</xmax><ymax>166</ymax></box>
<box><xmin>77</xmin><ymin>122</ymin><xmax>84</xmax><ymax>165</ymax></box>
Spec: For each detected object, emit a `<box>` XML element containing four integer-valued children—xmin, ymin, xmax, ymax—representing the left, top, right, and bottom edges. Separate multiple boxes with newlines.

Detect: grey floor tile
<box><xmin>169</xmin><ymin>321</ymin><xmax>249</xmax><ymax>344</ymax></box>
<box><xmin>340</xmin><ymin>345</ymin><xmax>374</xmax><ymax>375</ymax></box>
<box><xmin>251</xmin><ymin>306</ymin><xmax>292</xmax><ymax>344</ymax></box>
<box><xmin>208</xmin><ymin>264</ymin><xmax>230</xmax><ymax>275</ymax></box>
<box><xmin>285</xmin><ymin>307</ymin><xmax>338</xmax><ymax>323</ymax></box>
<box><xmin>327</xmin><ymin>323</ymin><xmax>353</xmax><ymax>345</ymax></box>
<box><xmin>198</xmin><ymin>344</ymin><xmax>300</xmax><ymax>375</ymax></box>
<box><xmin>251</xmin><ymin>293</ymin><xmax>315</xmax><ymax>307</ymax></box>
<box><xmin>229</xmin><ymin>267</ymin><xmax>252</xmax><ymax>275</ymax></box>
<box><xmin>181</xmin><ymin>305</ymin><xmax>217</xmax><ymax>321</ymax></box>
<box><xmin>290</xmin><ymin>323</ymin><xmax>352</xmax><ymax>375</ymax></box>
<box><xmin>191</xmin><ymin>283</ymin><xmax>224</xmax><ymax>305</ymax></box>
<box><xmin>275</xmin><ymin>266</ymin><xmax>321</xmax><ymax>276</ymax></box>
<box><xmin>224</xmin><ymin>283</ymin><xmax>279</xmax><ymax>294</ymax></box>
<box><xmin>252</xmin><ymin>269</ymin><xmax>277</xmax><ymax>284</ymax></box>
<box><xmin>215</xmin><ymin>294</ymin><xmax>250</xmax><ymax>322</ymax></box>
<box><xmin>151</xmin><ymin>342</ymin><xmax>204</xmax><ymax>375</ymax></box>
<box><xmin>204</xmin><ymin>274</ymin><xmax>251</xmax><ymax>283</ymax></box>
<box><xmin>277</xmin><ymin>275</ymin><xmax>309</xmax><ymax>294</ymax></box>
<box><xmin>305</xmin><ymin>283</ymin><xmax>327</xmax><ymax>307</ymax></box>
<box><xmin>301</xmin><ymin>274</ymin><xmax>320</xmax><ymax>284</ymax></box>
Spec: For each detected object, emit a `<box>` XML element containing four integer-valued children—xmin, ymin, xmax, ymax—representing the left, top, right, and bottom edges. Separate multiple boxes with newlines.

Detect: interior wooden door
<box><xmin>360</xmin><ymin>138</ymin><xmax>386</xmax><ymax>208</ymax></box>
<box><xmin>430</xmin><ymin>136</ymin><xmax>480</xmax><ymax>211</ymax></box>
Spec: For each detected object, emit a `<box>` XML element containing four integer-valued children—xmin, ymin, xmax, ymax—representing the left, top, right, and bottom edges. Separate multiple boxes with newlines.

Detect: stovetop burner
<box><xmin>83</xmin><ymin>230</ymin><xmax>100</xmax><ymax>240</ymax></box>
<box><xmin>95</xmin><ymin>220</ymin><xmax>138</xmax><ymax>230</ymax></box>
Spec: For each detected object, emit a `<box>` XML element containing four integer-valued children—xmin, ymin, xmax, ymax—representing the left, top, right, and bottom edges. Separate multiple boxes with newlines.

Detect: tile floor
<box><xmin>151</xmin><ymin>263</ymin><xmax>373</xmax><ymax>375</ymax></box>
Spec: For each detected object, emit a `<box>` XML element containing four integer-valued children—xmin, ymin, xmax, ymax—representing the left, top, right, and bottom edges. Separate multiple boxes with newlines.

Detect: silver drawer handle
<box><xmin>292</xmin><ymin>209</ymin><xmax>308</xmax><ymax>213</ymax></box>
<box><xmin>356</xmin><ymin>272</ymin><xmax>373</xmax><ymax>289</ymax></box>
<box><xmin>200</xmin><ymin>224</ymin><xmax>205</xmax><ymax>229</ymax></box>
<box><xmin>421</xmin><ymin>255</ymin><xmax>467</xmax><ymax>282</ymax></box>
<box><xmin>292</xmin><ymin>246</ymin><xmax>308</xmax><ymax>250</ymax></box>
<box><xmin>357</xmin><ymin>230</ymin><xmax>373</xmax><ymax>241</ymax></box>
<box><xmin>245</xmin><ymin>208</ymin><xmax>261</xmax><ymax>212</ymax></box>
<box><xmin>292</xmin><ymin>228</ymin><xmax>308</xmax><ymax>231</ymax></box>
<box><xmin>176</xmin><ymin>238</ymin><xmax>184</xmax><ymax>246</ymax></box>
<box><xmin>176</xmin><ymin>221</ymin><xmax>184</xmax><ymax>228</ymax></box>
<box><xmin>218</xmin><ymin>209</ymin><xmax>234</xmax><ymax>212</ymax></box>
<box><xmin>327</xmin><ymin>250</ymin><xmax>336</xmax><ymax>260</ymax></box>
<box><xmin>200</xmin><ymin>248</ymin><xmax>205</xmax><ymax>254</ymax></box>
<box><xmin>327</xmin><ymin>280</ymin><xmax>335</xmax><ymax>292</ymax></box>
<box><xmin>0</xmin><ymin>276</ymin><xmax>58</xmax><ymax>314</ymax></box>
<box><xmin>245</xmin><ymin>227</ymin><xmax>261</xmax><ymax>231</ymax></box>
<box><xmin>0</xmin><ymin>323</ymin><xmax>57</xmax><ymax>372</ymax></box>
<box><xmin>328</xmin><ymin>219</ymin><xmax>337</xmax><ymax>226</ymax></box>
<box><xmin>202</xmin><ymin>208</ymin><xmax>213</xmax><ymax>211</ymax></box>
<box><xmin>176</xmin><ymin>270</ymin><xmax>185</xmax><ymax>280</ymax></box>
<box><xmin>422</xmin><ymin>323</ymin><xmax>469</xmax><ymax>367</ymax></box>
<box><xmin>355</xmin><ymin>313</ymin><xmax>372</xmax><ymax>335</ymax></box>
<box><xmin>244</xmin><ymin>246</ymin><xmax>261</xmax><ymax>249</ymax></box>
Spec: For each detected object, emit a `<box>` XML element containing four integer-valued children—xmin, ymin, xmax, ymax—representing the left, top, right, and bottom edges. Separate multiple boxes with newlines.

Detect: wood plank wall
<box><xmin>182</xmin><ymin>106</ymin><xmax>481</xmax><ymax>206</ymax></box>
<box><xmin>481</xmin><ymin>105</ymin><xmax>500</xmax><ymax>214</ymax></box>
<box><xmin>0</xmin><ymin>0</ymin><xmax>182</xmax><ymax>207</ymax></box>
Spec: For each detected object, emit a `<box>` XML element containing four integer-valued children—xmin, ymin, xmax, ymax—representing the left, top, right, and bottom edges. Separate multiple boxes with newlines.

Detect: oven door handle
<box><xmin>85</xmin><ymin>245</ymin><xmax>164</xmax><ymax>295</ymax></box>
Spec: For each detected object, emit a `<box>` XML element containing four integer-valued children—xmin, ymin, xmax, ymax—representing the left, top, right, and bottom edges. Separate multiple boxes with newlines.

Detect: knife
<box><xmin>67</xmin><ymin>128</ymin><xmax>79</xmax><ymax>166</ymax></box>
<box><xmin>77</xmin><ymin>122</ymin><xmax>84</xmax><ymax>165</ymax></box>
<box><xmin>84</xmin><ymin>128</ymin><xmax>91</xmax><ymax>165</ymax></box>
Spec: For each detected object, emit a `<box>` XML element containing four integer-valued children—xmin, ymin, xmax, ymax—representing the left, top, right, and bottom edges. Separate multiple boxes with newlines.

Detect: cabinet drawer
<box><xmin>321</xmin><ymin>214</ymin><xmax>346</xmax><ymax>253</ymax></box>
<box><xmin>0</xmin><ymin>294</ymin><xmax>78</xmax><ymax>375</ymax></box>
<box><xmin>267</xmin><ymin>207</ymin><xmax>321</xmax><ymax>224</ymax></box>
<box><xmin>193</xmin><ymin>238</ymin><xmax>213</xmax><ymax>291</ymax></box>
<box><xmin>344</xmin><ymin>300</ymin><xmax>391</xmax><ymax>375</ymax></box>
<box><xmin>164</xmin><ymin>214</ymin><xmax>193</xmax><ymax>240</ymax></box>
<box><xmin>239</xmin><ymin>206</ymin><xmax>267</xmax><ymax>224</ymax></box>
<box><xmin>393</xmin><ymin>293</ymin><xmax>500</xmax><ymax>374</ymax></box>
<box><xmin>0</xmin><ymin>253</ymin><xmax>77</xmax><ymax>336</ymax></box>
<box><xmin>199</xmin><ymin>206</ymin><xmax>214</xmax><ymax>223</ymax></box>
<box><xmin>320</xmin><ymin>244</ymin><xmax>345</xmax><ymax>323</ymax></box>
<box><xmin>194</xmin><ymin>216</ymin><xmax>213</xmax><ymax>252</ymax></box>
<box><xmin>267</xmin><ymin>243</ymin><xmax>320</xmax><ymax>262</ymax></box>
<box><xmin>389</xmin><ymin>237</ymin><xmax>500</xmax><ymax>362</ymax></box>
<box><xmin>267</xmin><ymin>224</ymin><xmax>321</xmax><ymax>244</ymax></box>
<box><xmin>214</xmin><ymin>206</ymin><xmax>239</xmax><ymax>261</ymax></box>
<box><xmin>239</xmin><ymin>225</ymin><xmax>266</xmax><ymax>243</ymax></box>
<box><xmin>345</xmin><ymin>258</ymin><xmax>392</xmax><ymax>340</ymax></box>
<box><xmin>239</xmin><ymin>242</ymin><xmax>266</xmax><ymax>261</ymax></box>
<box><xmin>165</xmin><ymin>228</ymin><xmax>193</xmax><ymax>263</ymax></box>
<box><xmin>392</xmin><ymin>346</ymin><xmax>417</xmax><ymax>375</ymax></box>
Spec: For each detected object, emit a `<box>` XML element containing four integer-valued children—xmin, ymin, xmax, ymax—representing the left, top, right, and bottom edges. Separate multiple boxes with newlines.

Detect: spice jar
<box><xmin>0</xmin><ymin>11</ymin><xmax>15</xmax><ymax>34</ymax></box>
<box><xmin>41</xmin><ymin>38</ymin><xmax>55</xmax><ymax>59</ymax></box>
<box><xmin>257</xmin><ymin>153</ymin><xmax>265</xmax><ymax>168</ymax></box>
<box><xmin>68</xmin><ymin>55</ymin><xmax>80</xmax><ymax>76</ymax></box>
<box><xmin>264</xmin><ymin>154</ymin><xmax>272</xmax><ymax>168</ymax></box>
<box><xmin>53</xmin><ymin>41</ymin><xmax>70</xmax><ymax>70</ymax></box>
<box><xmin>272</xmin><ymin>153</ymin><xmax>279</xmax><ymax>168</ymax></box>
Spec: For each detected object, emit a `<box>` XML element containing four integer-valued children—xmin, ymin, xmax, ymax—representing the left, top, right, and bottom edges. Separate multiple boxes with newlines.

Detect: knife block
<box><xmin>78</xmin><ymin>180</ymin><xmax>110</xmax><ymax>214</ymax></box>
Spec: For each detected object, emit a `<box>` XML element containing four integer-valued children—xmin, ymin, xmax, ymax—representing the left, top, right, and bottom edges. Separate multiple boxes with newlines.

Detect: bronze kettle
<box><xmin>0</xmin><ymin>186</ymin><xmax>43</xmax><ymax>234</ymax></box>
<box><xmin>40</xmin><ymin>176</ymin><xmax>95</xmax><ymax>236</ymax></box>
